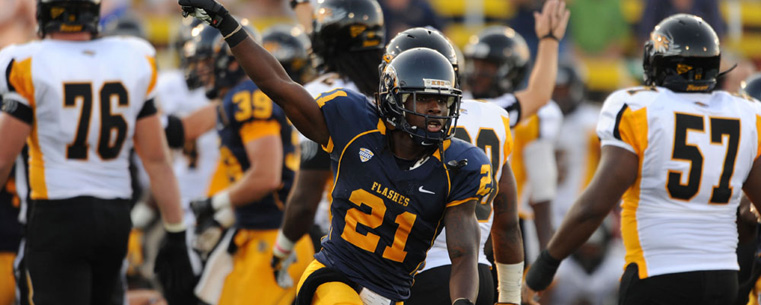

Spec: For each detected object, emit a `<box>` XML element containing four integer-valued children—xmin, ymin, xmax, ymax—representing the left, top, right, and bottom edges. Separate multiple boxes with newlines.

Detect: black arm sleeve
<box><xmin>1</xmin><ymin>98</ymin><xmax>33</xmax><ymax>125</ymax></box>
<box><xmin>164</xmin><ymin>114</ymin><xmax>185</xmax><ymax>149</ymax></box>
<box><xmin>137</xmin><ymin>98</ymin><xmax>158</xmax><ymax>119</ymax></box>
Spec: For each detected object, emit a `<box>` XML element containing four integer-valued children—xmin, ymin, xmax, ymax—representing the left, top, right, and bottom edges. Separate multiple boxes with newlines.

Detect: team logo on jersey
<box><xmin>359</xmin><ymin>148</ymin><xmax>374</xmax><ymax>162</ymax></box>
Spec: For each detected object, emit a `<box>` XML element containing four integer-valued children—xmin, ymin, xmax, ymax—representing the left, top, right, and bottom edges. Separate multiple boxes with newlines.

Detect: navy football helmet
<box><xmin>377</xmin><ymin>48</ymin><xmax>461</xmax><ymax>146</ymax></box>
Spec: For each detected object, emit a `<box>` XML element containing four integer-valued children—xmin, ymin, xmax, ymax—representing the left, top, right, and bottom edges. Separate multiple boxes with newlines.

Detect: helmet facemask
<box><xmin>378</xmin><ymin>66</ymin><xmax>461</xmax><ymax>146</ymax></box>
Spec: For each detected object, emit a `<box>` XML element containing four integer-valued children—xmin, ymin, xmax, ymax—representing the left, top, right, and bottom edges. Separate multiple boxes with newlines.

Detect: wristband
<box><xmin>213</xmin><ymin>207</ymin><xmax>236</xmax><ymax>228</ymax></box>
<box><xmin>540</xmin><ymin>33</ymin><xmax>559</xmax><ymax>41</ymax></box>
<box><xmin>215</xmin><ymin>14</ymin><xmax>247</xmax><ymax>48</ymax></box>
<box><xmin>212</xmin><ymin>190</ymin><xmax>232</xmax><ymax>210</ymax></box>
<box><xmin>495</xmin><ymin>261</ymin><xmax>523</xmax><ymax>304</ymax></box>
<box><xmin>525</xmin><ymin>250</ymin><xmax>561</xmax><ymax>291</ymax></box>
<box><xmin>273</xmin><ymin>230</ymin><xmax>296</xmax><ymax>258</ymax></box>
<box><xmin>163</xmin><ymin>221</ymin><xmax>187</xmax><ymax>233</ymax></box>
<box><xmin>289</xmin><ymin>0</ymin><xmax>309</xmax><ymax>9</ymax></box>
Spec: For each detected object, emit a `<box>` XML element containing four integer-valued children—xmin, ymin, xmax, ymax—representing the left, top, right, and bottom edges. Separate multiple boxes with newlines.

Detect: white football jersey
<box><xmin>0</xmin><ymin>37</ymin><xmax>158</xmax><ymax>200</ymax></box>
<box><xmin>154</xmin><ymin>70</ymin><xmax>219</xmax><ymax>212</ymax></box>
<box><xmin>464</xmin><ymin>91</ymin><xmax>521</xmax><ymax>128</ymax></box>
<box><xmin>151</xmin><ymin>70</ymin><xmax>219</xmax><ymax>223</ymax></box>
<box><xmin>552</xmin><ymin>103</ymin><xmax>601</xmax><ymax>228</ymax></box>
<box><xmin>598</xmin><ymin>86</ymin><xmax>761</xmax><ymax>278</ymax></box>
<box><xmin>423</xmin><ymin>99</ymin><xmax>513</xmax><ymax>270</ymax></box>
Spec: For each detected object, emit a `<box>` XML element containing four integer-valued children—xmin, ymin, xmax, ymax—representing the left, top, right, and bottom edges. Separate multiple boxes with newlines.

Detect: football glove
<box><xmin>154</xmin><ymin>230</ymin><xmax>197</xmax><ymax>305</ymax></box>
<box><xmin>271</xmin><ymin>252</ymin><xmax>297</xmax><ymax>288</ymax></box>
<box><xmin>178</xmin><ymin>0</ymin><xmax>229</xmax><ymax>28</ymax></box>
<box><xmin>452</xmin><ymin>298</ymin><xmax>475</xmax><ymax>305</ymax></box>
<box><xmin>190</xmin><ymin>197</ymin><xmax>214</xmax><ymax>225</ymax></box>
<box><xmin>271</xmin><ymin>231</ymin><xmax>297</xmax><ymax>288</ymax></box>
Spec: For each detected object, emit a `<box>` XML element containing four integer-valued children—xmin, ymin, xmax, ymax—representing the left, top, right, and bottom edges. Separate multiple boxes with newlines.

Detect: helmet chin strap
<box><xmin>717</xmin><ymin>63</ymin><xmax>738</xmax><ymax>79</ymax></box>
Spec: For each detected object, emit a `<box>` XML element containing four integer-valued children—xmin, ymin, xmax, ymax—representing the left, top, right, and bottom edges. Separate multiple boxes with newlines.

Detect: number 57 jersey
<box><xmin>597</xmin><ymin>86</ymin><xmax>761</xmax><ymax>279</ymax></box>
<box><xmin>0</xmin><ymin>37</ymin><xmax>158</xmax><ymax>200</ymax></box>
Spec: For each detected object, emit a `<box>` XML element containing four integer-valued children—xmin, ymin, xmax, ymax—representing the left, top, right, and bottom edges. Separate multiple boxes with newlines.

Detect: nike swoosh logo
<box><xmin>418</xmin><ymin>186</ymin><xmax>435</xmax><ymax>194</ymax></box>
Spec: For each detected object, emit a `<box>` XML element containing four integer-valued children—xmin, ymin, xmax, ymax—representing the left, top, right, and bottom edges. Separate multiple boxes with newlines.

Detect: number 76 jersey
<box><xmin>0</xmin><ymin>37</ymin><xmax>158</xmax><ymax>201</ymax></box>
<box><xmin>597</xmin><ymin>86</ymin><xmax>761</xmax><ymax>279</ymax></box>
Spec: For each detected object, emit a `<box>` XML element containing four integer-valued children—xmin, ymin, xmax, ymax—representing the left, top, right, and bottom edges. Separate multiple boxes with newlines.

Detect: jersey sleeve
<box><xmin>597</xmin><ymin>90</ymin><xmax>648</xmax><ymax>155</ymax></box>
<box><xmin>316</xmin><ymin>88</ymin><xmax>376</xmax><ymax>155</ymax></box>
<box><xmin>0</xmin><ymin>45</ymin><xmax>34</xmax><ymax>125</ymax></box>
<box><xmin>446</xmin><ymin>146</ymin><xmax>494</xmax><ymax>208</ymax></box>
<box><xmin>486</xmin><ymin>93</ymin><xmax>521</xmax><ymax>127</ymax></box>
<box><xmin>228</xmin><ymin>88</ymin><xmax>283</xmax><ymax>144</ymax></box>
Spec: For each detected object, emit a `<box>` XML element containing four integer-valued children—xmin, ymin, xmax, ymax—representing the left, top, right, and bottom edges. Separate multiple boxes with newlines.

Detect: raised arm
<box><xmin>445</xmin><ymin>200</ymin><xmax>480</xmax><ymax>304</ymax></box>
<box><xmin>178</xmin><ymin>0</ymin><xmax>329</xmax><ymax>145</ymax></box>
<box><xmin>513</xmin><ymin>0</ymin><xmax>570</xmax><ymax>122</ymax></box>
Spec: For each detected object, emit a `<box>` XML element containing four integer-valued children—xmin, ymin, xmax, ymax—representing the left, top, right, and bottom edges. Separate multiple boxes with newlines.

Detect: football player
<box><xmin>187</xmin><ymin>24</ymin><xmax>314</xmax><ymax>305</ymax></box>
<box><xmin>378</xmin><ymin>27</ymin><xmax>520</xmax><ymax>305</ymax></box>
<box><xmin>550</xmin><ymin>63</ymin><xmax>601</xmax><ymax>228</ymax></box>
<box><xmin>524</xmin><ymin>14</ymin><xmax>761</xmax><ymax>305</ymax></box>
<box><xmin>178</xmin><ymin>2</ymin><xmax>495</xmax><ymax>304</ymax></box>
<box><xmin>270</xmin><ymin>0</ymin><xmax>386</xmax><ymax>279</ymax></box>
<box><xmin>0</xmin><ymin>0</ymin><xmax>193</xmax><ymax>304</ymax></box>
<box><xmin>462</xmin><ymin>15</ymin><xmax>567</xmax><ymax>260</ymax></box>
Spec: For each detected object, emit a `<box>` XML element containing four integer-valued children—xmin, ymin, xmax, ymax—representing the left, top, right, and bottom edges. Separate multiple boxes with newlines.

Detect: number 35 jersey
<box><xmin>0</xmin><ymin>37</ymin><xmax>158</xmax><ymax>200</ymax></box>
<box><xmin>314</xmin><ymin>89</ymin><xmax>494</xmax><ymax>301</ymax></box>
<box><xmin>598</xmin><ymin>86</ymin><xmax>761</xmax><ymax>279</ymax></box>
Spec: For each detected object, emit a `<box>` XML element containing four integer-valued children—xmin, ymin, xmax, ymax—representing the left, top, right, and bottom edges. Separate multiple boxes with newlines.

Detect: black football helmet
<box><xmin>209</xmin><ymin>19</ymin><xmax>261</xmax><ymax>98</ymax></box>
<box><xmin>311</xmin><ymin>0</ymin><xmax>385</xmax><ymax>97</ymax></box>
<box><xmin>311</xmin><ymin>0</ymin><xmax>385</xmax><ymax>62</ymax></box>
<box><xmin>382</xmin><ymin>27</ymin><xmax>459</xmax><ymax>86</ymax></box>
<box><xmin>463</xmin><ymin>25</ymin><xmax>530</xmax><ymax>98</ymax></box>
<box><xmin>182</xmin><ymin>23</ymin><xmax>220</xmax><ymax>90</ymax></box>
<box><xmin>554</xmin><ymin>62</ymin><xmax>586</xmax><ymax>115</ymax></box>
<box><xmin>37</xmin><ymin>0</ymin><xmax>101</xmax><ymax>37</ymax></box>
<box><xmin>262</xmin><ymin>24</ymin><xmax>315</xmax><ymax>85</ymax></box>
<box><xmin>643</xmin><ymin>14</ymin><xmax>721</xmax><ymax>93</ymax></box>
<box><xmin>741</xmin><ymin>73</ymin><xmax>761</xmax><ymax>101</ymax></box>
<box><xmin>377</xmin><ymin>48</ymin><xmax>462</xmax><ymax>146</ymax></box>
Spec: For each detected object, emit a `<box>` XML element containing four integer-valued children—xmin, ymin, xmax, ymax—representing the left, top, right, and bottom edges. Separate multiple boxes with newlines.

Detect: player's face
<box><xmin>188</xmin><ymin>57</ymin><xmax>215</xmax><ymax>90</ymax></box>
<box><xmin>467</xmin><ymin>59</ymin><xmax>498</xmax><ymax>97</ymax></box>
<box><xmin>403</xmin><ymin>93</ymin><xmax>452</xmax><ymax>133</ymax></box>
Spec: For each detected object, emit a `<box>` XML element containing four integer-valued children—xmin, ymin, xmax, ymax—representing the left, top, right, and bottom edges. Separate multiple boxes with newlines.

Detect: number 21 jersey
<box><xmin>314</xmin><ymin>89</ymin><xmax>494</xmax><ymax>301</ymax></box>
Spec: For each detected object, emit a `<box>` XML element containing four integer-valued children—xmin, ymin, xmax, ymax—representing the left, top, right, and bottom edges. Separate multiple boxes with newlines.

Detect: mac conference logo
<box><xmin>359</xmin><ymin>148</ymin><xmax>374</xmax><ymax>162</ymax></box>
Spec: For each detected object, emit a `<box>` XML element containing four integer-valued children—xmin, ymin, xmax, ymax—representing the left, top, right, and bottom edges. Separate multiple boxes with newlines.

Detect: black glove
<box><xmin>190</xmin><ymin>197</ymin><xmax>214</xmax><ymax>226</ymax></box>
<box><xmin>452</xmin><ymin>298</ymin><xmax>475</xmax><ymax>305</ymax></box>
<box><xmin>178</xmin><ymin>0</ymin><xmax>228</xmax><ymax>27</ymax></box>
<box><xmin>154</xmin><ymin>230</ymin><xmax>197</xmax><ymax>305</ymax></box>
<box><xmin>525</xmin><ymin>249</ymin><xmax>562</xmax><ymax>292</ymax></box>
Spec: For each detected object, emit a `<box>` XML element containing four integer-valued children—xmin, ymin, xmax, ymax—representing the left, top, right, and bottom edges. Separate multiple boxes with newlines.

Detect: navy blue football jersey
<box><xmin>312</xmin><ymin>89</ymin><xmax>494</xmax><ymax>301</ymax></box>
<box><xmin>216</xmin><ymin>80</ymin><xmax>298</xmax><ymax>229</ymax></box>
